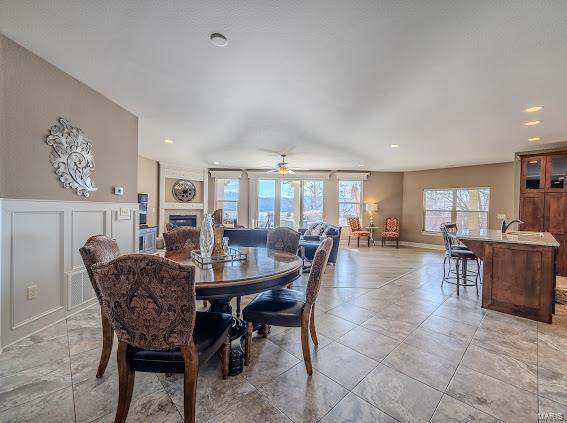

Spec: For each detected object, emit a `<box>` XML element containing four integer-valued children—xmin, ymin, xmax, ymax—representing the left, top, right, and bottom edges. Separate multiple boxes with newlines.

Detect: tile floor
<box><xmin>1</xmin><ymin>245</ymin><xmax>567</xmax><ymax>422</ymax></box>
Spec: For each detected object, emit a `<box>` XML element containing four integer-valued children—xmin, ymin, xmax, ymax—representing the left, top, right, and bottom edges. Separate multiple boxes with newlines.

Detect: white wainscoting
<box><xmin>0</xmin><ymin>198</ymin><xmax>139</xmax><ymax>348</ymax></box>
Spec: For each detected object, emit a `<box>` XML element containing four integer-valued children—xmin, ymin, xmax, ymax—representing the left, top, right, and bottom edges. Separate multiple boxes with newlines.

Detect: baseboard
<box><xmin>399</xmin><ymin>241</ymin><xmax>445</xmax><ymax>251</ymax></box>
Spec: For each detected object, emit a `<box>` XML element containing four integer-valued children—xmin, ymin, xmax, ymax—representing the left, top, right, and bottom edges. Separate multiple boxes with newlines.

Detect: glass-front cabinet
<box><xmin>521</xmin><ymin>155</ymin><xmax>546</xmax><ymax>192</ymax></box>
<box><xmin>546</xmin><ymin>154</ymin><xmax>567</xmax><ymax>192</ymax></box>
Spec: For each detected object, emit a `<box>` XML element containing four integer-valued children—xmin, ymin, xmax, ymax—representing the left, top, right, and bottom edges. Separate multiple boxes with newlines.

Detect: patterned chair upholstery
<box><xmin>267</xmin><ymin>227</ymin><xmax>301</xmax><ymax>255</ymax></box>
<box><xmin>347</xmin><ymin>216</ymin><xmax>371</xmax><ymax>247</ymax></box>
<box><xmin>243</xmin><ymin>237</ymin><xmax>333</xmax><ymax>375</ymax></box>
<box><xmin>162</xmin><ymin>226</ymin><xmax>200</xmax><ymax>252</ymax></box>
<box><xmin>381</xmin><ymin>217</ymin><xmax>400</xmax><ymax>248</ymax></box>
<box><xmin>92</xmin><ymin>254</ymin><xmax>232</xmax><ymax>423</ymax></box>
<box><xmin>79</xmin><ymin>235</ymin><xmax>120</xmax><ymax>378</ymax></box>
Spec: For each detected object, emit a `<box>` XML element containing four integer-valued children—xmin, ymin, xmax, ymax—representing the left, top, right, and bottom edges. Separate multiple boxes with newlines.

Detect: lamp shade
<box><xmin>365</xmin><ymin>203</ymin><xmax>378</xmax><ymax>213</ymax></box>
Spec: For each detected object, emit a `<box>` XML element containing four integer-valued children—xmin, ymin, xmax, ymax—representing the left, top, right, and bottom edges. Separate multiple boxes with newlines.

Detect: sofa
<box><xmin>224</xmin><ymin>228</ymin><xmax>268</xmax><ymax>247</ymax></box>
<box><xmin>298</xmin><ymin>223</ymin><xmax>341</xmax><ymax>264</ymax></box>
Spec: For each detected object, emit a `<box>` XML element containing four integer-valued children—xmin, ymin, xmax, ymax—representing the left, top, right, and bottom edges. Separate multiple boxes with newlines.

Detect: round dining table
<box><xmin>158</xmin><ymin>246</ymin><xmax>302</xmax><ymax>375</ymax></box>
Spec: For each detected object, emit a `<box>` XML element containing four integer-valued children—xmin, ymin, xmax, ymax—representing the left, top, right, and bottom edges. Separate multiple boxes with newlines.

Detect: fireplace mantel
<box><xmin>158</xmin><ymin>162</ymin><xmax>209</xmax><ymax>234</ymax></box>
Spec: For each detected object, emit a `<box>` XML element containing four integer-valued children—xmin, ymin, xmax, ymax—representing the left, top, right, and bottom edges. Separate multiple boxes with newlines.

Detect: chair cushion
<box><xmin>382</xmin><ymin>231</ymin><xmax>399</xmax><ymax>237</ymax></box>
<box><xmin>352</xmin><ymin>231</ymin><xmax>370</xmax><ymax>236</ymax></box>
<box><xmin>129</xmin><ymin>311</ymin><xmax>232</xmax><ymax>373</ymax></box>
<box><xmin>242</xmin><ymin>289</ymin><xmax>306</xmax><ymax>327</ymax></box>
<box><xmin>449</xmin><ymin>249</ymin><xmax>478</xmax><ymax>259</ymax></box>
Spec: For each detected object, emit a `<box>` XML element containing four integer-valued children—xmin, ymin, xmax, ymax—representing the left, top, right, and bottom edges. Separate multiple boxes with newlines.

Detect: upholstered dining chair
<box><xmin>163</xmin><ymin>226</ymin><xmax>200</xmax><ymax>252</ymax></box>
<box><xmin>79</xmin><ymin>235</ymin><xmax>120</xmax><ymax>378</ymax></box>
<box><xmin>347</xmin><ymin>216</ymin><xmax>371</xmax><ymax>247</ymax></box>
<box><xmin>92</xmin><ymin>254</ymin><xmax>232</xmax><ymax>423</ymax></box>
<box><xmin>242</xmin><ymin>237</ymin><xmax>333</xmax><ymax>375</ymax></box>
<box><xmin>381</xmin><ymin>217</ymin><xmax>400</xmax><ymax>248</ymax></box>
<box><xmin>267</xmin><ymin>226</ymin><xmax>302</xmax><ymax>254</ymax></box>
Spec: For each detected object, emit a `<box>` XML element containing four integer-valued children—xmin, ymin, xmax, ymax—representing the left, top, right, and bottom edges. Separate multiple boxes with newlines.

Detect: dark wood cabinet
<box><xmin>519</xmin><ymin>152</ymin><xmax>567</xmax><ymax>276</ymax></box>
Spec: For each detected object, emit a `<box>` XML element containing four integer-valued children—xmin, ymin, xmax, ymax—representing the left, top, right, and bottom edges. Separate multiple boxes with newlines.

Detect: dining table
<box><xmin>158</xmin><ymin>246</ymin><xmax>302</xmax><ymax>375</ymax></box>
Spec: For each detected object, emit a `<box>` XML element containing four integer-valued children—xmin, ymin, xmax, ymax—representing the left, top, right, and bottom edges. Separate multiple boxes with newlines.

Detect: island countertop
<box><xmin>455</xmin><ymin>228</ymin><xmax>559</xmax><ymax>247</ymax></box>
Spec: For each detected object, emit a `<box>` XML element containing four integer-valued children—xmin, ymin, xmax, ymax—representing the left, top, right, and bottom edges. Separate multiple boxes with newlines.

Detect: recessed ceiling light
<box><xmin>210</xmin><ymin>33</ymin><xmax>228</xmax><ymax>47</ymax></box>
<box><xmin>213</xmin><ymin>161</ymin><xmax>220</xmax><ymax>165</ymax></box>
<box><xmin>525</xmin><ymin>105</ymin><xmax>544</xmax><ymax>113</ymax></box>
<box><xmin>525</xmin><ymin>120</ymin><xmax>542</xmax><ymax>126</ymax></box>
<box><xmin>359</xmin><ymin>164</ymin><xmax>365</xmax><ymax>167</ymax></box>
<box><xmin>528</xmin><ymin>137</ymin><xmax>541</xmax><ymax>142</ymax></box>
<box><xmin>390</xmin><ymin>144</ymin><xmax>399</xmax><ymax>148</ymax></box>
<box><xmin>164</xmin><ymin>139</ymin><xmax>174</xmax><ymax>144</ymax></box>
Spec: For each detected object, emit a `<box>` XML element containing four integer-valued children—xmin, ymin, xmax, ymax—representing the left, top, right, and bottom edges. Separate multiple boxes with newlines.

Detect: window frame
<box><xmin>422</xmin><ymin>187</ymin><xmax>490</xmax><ymax>233</ymax></box>
<box><xmin>338</xmin><ymin>180</ymin><xmax>363</xmax><ymax>227</ymax></box>
<box><xmin>215</xmin><ymin>178</ymin><xmax>240</xmax><ymax>222</ymax></box>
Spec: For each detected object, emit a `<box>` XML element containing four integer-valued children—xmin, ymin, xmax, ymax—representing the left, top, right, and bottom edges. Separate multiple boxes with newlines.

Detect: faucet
<box><xmin>501</xmin><ymin>219</ymin><xmax>524</xmax><ymax>233</ymax></box>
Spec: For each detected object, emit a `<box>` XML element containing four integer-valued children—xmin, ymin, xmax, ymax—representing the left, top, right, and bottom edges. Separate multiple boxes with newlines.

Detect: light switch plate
<box><xmin>497</xmin><ymin>214</ymin><xmax>507</xmax><ymax>220</ymax></box>
<box><xmin>27</xmin><ymin>285</ymin><xmax>38</xmax><ymax>300</ymax></box>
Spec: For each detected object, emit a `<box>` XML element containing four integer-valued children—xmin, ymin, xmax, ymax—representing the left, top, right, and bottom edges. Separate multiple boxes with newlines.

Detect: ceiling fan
<box><xmin>266</xmin><ymin>154</ymin><xmax>309</xmax><ymax>175</ymax></box>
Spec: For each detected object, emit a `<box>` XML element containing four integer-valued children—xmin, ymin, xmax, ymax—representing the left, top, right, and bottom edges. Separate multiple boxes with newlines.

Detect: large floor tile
<box><xmin>472</xmin><ymin>325</ymin><xmax>537</xmax><ymax>365</ymax></box>
<box><xmin>313</xmin><ymin>313</ymin><xmax>358</xmax><ymax>340</ymax></box>
<box><xmin>327</xmin><ymin>304</ymin><xmax>377</xmax><ymax>325</ymax></box>
<box><xmin>0</xmin><ymin>387</ymin><xmax>75</xmax><ymax>423</ymax></box>
<box><xmin>243</xmin><ymin>337</ymin><xmax>300</xmax><ymax>387</ymax></box>
<box><xmin>538</xmin><ymin>366</ymin><xmax>567</xmax><ymax>407</ymax></box>
<box><xmin>320</xmin><ymin>392</ymin><xmax>397</xmax><ymax>423</ymax></box>
<box><xmin>268</xmin><ymin>326</ymin><xmax>333</xmax><ymax>361</ymax></box>
<box><xmin>446</xmin><ymin>366</ymin><xmax>537</xmax><ymax>422</ymax></box>
<box><xmin>431</xmin><ymin>394</ymin><xmax>497</xmax><ymax>422</ymax></box>
<box><xmin>259</xmin><ymin>364</ymin><xmax>348</xmax><ymax>423</ymax></box>
<box><xmin>539</xmin><ymin>396</ymin><xmax>567</xmax><ymax>422</ymax></box>
<box><xmin>312</xmin><ymin>342</ymin><xmax>377</xmax><ymax>389</ymax></box>
<box><xmin>353</xmin><ymin>364</ymin><xmax>443</xmax><ymax>422</ymax></box>
<box><xmin>215</xmin><ymin>390</ymin><xmax>291</xmax><ymax>423</ymax></box>
<box><xmin>383</xmin><ymin>342</ymin><xmax>457</xmax><ymax>391</ymax></box>
<box><xmin>420</xmin><ymin>315</ymin><xmax>477</xmax><ymax>343</ymax></box>
<box><xmin>402</xmin><ymin>327</ymin><xmax>467</xmax><ymax>365</ymax></box>
<box><xmin>338</xmin><ymin>326</ymin><xmax>400</xmax><ymax>361</ymax></box>
<box><xmin>461</xmin><ymin>344</ymin><xmax>537</xmax><ymax>392</ymax></box>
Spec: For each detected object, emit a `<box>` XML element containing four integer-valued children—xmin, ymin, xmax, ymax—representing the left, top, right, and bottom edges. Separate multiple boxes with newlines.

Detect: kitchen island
<box><xmin>456</xmin><ymin>229</ymin><xmax>559</xmax><ymax>323</ymax></box>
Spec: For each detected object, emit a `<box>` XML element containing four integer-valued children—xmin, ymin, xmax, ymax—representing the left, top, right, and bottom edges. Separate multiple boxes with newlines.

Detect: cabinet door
<box><xmin>545</xmin><ymin>154</ymin><xmax>567</xmax><ymax>192</ymax></box>
<box><xmin>521</xmin><ymin>156</ymin><xmax>546</xmax><ymax>193</ymax></box>
<box><xmin>519</xmin><ymin>193</ymin><xmax>545</xmax><ymax>232</ymax></box>
<box><xmin>545</xmin><ymin>193</ymin><xmax>567</xmax><ymax>276</ymax></box>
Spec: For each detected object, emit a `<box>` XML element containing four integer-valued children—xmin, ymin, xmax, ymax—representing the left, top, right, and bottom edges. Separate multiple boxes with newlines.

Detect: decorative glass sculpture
<box><xmin>200</xmin><ymin>214</ymin><xmax>214</xmax><ymax>258</ymax></box>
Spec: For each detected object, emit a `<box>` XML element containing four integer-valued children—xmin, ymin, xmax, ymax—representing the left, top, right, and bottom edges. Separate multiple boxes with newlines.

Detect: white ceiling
<box><xmin>2</xmin><ymin>0</ymin><xmax>567</xmax><ymax>171</ymax></box>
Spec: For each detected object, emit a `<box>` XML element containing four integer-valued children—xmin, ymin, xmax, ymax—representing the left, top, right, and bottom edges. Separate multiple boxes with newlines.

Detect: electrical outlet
<box><xmin>114</xmin><ymin>186</ymin><xmax>124</xmax><ymax>196</ymax></box>
<box><xmin>497</xmin><ymin>214</ymin><xmax>507</xmax><ymax>220</ymax></box>
<box><xmin>27</xmin><ymin>285</ymin><xmax>38</xmax><ymax>300</ymax></box>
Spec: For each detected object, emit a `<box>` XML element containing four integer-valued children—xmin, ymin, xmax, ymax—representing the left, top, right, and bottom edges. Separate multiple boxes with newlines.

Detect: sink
<box><xmin>506</xmin><ymin>231</ymin><xmax>544</xmax><ymax>236</ymax></box>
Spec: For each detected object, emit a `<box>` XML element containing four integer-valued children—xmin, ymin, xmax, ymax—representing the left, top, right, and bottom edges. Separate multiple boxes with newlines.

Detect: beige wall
<box><xmin>0</xmin><ymin>35</ymin><xmax>138</xmax><ymax>202</ymax></box>
<box><xmin>363</xmin><ymin>172</ymin><xmax>404</xmax><ymax>231</ymax></box>
<box><xmin>402</xmin><ymin>162</ymin><xmax>516</xmax><ymax>245</ymax></box>
<box><xmin>137</xmin><ymin>156</ymin><xmax>159</xmax><ymax>226</ymax></box>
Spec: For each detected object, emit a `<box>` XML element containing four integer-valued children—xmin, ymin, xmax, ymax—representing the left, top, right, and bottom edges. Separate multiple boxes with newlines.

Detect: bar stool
<box><xmin>440</xmin><ymin>223</ymin><xmax>480</xmax><ymax>296</ymax></box>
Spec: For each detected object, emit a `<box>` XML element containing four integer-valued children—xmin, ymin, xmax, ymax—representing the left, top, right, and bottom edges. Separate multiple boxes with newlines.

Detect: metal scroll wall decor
<box><xmin>172</xmin><ymin>179</ymin><xmax>197</xmax><ymax>202</ymax></box>
<box><xmin>45</xmin><ymin>118</ymin><xmax>98</xmax><ymax>197</ymax></box>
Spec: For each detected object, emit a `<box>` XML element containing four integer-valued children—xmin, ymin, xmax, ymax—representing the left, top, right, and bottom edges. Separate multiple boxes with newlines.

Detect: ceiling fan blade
<box><xmin>287</xmin><ymin>169</ymin><xmax>295</xmax><ymax>174</ymax></box>
<box><xmin>290</xmin><ymin>167</ymin><xmax>310</xmax><ymax>171</ymax></box>
<box><xmin>266</xmin><ymin>169</ymin><xmax>279</xmax><ymax>173</ymax></box>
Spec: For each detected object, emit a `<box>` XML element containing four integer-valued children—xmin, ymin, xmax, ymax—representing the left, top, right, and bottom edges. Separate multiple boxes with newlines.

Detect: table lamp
<box><xmin>365</xmin><ymin>203</ymin><xmax>378</xmax><ymax>227</ymax></box>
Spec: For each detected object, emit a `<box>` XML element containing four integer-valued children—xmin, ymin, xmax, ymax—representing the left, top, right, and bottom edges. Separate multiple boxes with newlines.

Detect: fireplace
<box><xmin>169</xmin><ymin>215</ymin><xmax>197</xmax><ymax>228</ymax></box>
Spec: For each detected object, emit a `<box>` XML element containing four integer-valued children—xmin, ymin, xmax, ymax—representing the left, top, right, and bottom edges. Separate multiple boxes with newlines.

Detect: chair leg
<box><xmin>348</xmin><ymin>236</ymin><xmax>351</xmax><ymax>246</ymax></box>
<box><xmin>456</xmin><ymin>259</ymin><xmax>460</xmax><ymax>297</ymax></box>
<box><xmin>262</xmin><ymin>325</ymin><xmax>271</xmax><ymax>338</ymax></box>
<box><xmin>245</xmin><ymin>321</ymin><xmax>253</xmax><ymax>366</ymax></box>
<box><xmin>202</xmin><ymin>300</ymin><xmax>208</xmax><ymax>309</ymax></box>
<box><xmin>96</xmin><ymin>309</ymin><xmax>114</xmax><ymax>378</ymax></box>
<box><xmin>181</xmin><ymin>343</ymin><xmax>199</xmax><ymax>423</ymax></box>
<box><xmin>396</xmin><ymin>238</ymin><xmax>399</xmax><ymax>248</ymax></box>
<box><xmin>441</xmin><ymin>256</ymin><xmax>447</xmax><ymax>287</ymax></box>
<box><xmin>115</xmin><ymin>342</ymin><xmax>135</xmax><ymax>423</ymax></box>
<box><xmin>221</xmin><ymin>335</ymin><xmax>230</xmax><ymax>379</ymax></box>
<box><xmin>236</xmin><ymin>296</ymin><xmax>242</xmax><ymax>318</ymax></box>
<box><xmin>309</xmin><ymin>305</ymin><xmax>318</xmax><ymax>346</ymax></box>
<box><xmin>300</xmin><ymin>306</ymin><xmax>313</xmax><ymax>375</ymax></box>
<box><xmin>357</xmin><ymin>236</ymin><xmax>360</xmax><ymax>248</ymax></box>
<box><xmin>382</xmin><ymin>237</ymin><xmax>384</xmax><ymax>247</ymax></box>
<box><xmin>367</xmin><ymin>235</ymin><xmax>370</xmax><ymax>247</ymax></box>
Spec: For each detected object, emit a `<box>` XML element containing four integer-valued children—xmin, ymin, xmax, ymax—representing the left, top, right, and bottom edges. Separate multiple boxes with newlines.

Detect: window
<box><xmin>338</xmin><ymin>180</ymin><xmax>362</xmax><ymax>226</ymax></box>
<box><xmin>302</xmin><ymin>180</ymin><xmax>324</xmax><ymax>226</ymax></box>
<box><xmin>215</xmin><ymin>179</ymin><xmax>239</xmax><ymax>222</ymax></box>
<box><xmin>423</xmin><ymin>188</ymin><xmax>490</xmax><ymax>232</ymax></box>
<box><xmin>280</xmin><ymin>180</ymin><xmax>301</xmax><ymax>229</ymax></box>
<box><xmin>257</xmin><ymin>180</ymin><xmax>276</xmax><ymax>228</ymax></box>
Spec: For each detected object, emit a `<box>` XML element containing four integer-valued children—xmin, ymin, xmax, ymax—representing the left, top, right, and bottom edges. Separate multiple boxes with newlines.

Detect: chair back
<box><xmin>306</xmin><ymin>237</ymin><xmax>333</xmax><ymax>304</ymax></box>
<box><xmin>163</xmin><ymin>227</ymin><xmax>200</xmax><ymax>252</ymax></box>
<box><xmin>92</xmin><ymin>254</ymin><xmax>196</xmax><ymax>350</ymax></box>
<box><xmin>384</xmin><ymin>217</ymin><xmax>400</xmax><ymax>234</ymax></box>
<box><xmin>440</xmin><ymin>223</ymin><xmax>459</xmax><ymax>253</ymax></box>
<box><xmin>79</xmin><ymin>235</ymin><xmax>121</xmax><ymax>302</ymax></box>
<box><xmin>267</xmin><ymin>227</ymin><xmax>301</xmax><ymax>255</ymax></box>
<box><xmin>347</xmin><ymin>216</ymin><xmax>363</xmax><ymax>233</ymax></box>
<box><xmin>212</xmin><ymin>209</ymin><xmax>223</xmax><ymax>225</ymax></box>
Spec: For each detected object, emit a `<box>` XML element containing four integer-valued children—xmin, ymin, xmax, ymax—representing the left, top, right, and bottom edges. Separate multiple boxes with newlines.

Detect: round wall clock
<box><xmin>172</xmin><ymin>179</ymin><xmax>196</xmax><ymax>202</ymax></box>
